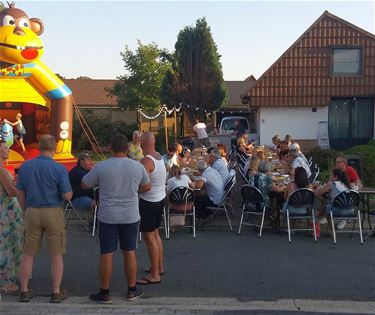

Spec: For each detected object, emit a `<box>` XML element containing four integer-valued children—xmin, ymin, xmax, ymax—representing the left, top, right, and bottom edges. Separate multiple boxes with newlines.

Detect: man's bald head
<box><xmin>141</xmin><ymin>132</ymin><xmax>156</xmax><ymax>148</ymax></box>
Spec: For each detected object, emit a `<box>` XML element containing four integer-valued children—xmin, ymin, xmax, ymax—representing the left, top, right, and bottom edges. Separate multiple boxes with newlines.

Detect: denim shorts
<box><xmin>98</xmin><ymin>220</ymin><xmax>139</xmax><ymax>254</ymax></box>
<box><xmin>71</xmin><ymin>196</ymin><xmax>93</xmax><ymax>211</ymax></box>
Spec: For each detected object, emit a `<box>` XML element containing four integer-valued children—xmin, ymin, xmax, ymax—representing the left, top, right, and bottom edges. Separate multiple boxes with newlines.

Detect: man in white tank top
<box><xmin>137</xmin><ymin>132</ymin><xmax>167</xmax><ymax>285</ymax></box>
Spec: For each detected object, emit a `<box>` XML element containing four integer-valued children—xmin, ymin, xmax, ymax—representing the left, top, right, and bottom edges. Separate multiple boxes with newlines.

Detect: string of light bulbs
<box><xmin>137</xmin><ymin>101</ymin><xmax>243</xmax><ymax>120</ymax></box>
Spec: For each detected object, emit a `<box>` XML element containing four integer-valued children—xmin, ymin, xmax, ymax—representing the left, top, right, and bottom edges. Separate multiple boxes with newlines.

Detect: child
<box><xmin>4</xmin><ymin>113</ymin><xmax>26</xmax><ymax>152</ymax></box>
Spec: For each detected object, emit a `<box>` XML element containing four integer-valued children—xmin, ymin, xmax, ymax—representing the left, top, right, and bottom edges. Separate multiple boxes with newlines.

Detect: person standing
<box><xmin>193</xmin><ymin>118</ymin><xmax>210</xmax><ymax>147</ymax></box>
<box><xmin>82</xmin><ymin>134</ymin><xmax>151</xmax><ymax>303</ymax></box>
<box><xmin>0</xmin><ymin>137</ymin><xmax>23</xmax><ymax>295</ymax></box>
<box><xmin>16</xmin><ymin>135</ymin><xmax>72</xmax><ymax>303</ymax></box>
<box><xmin>128</xmin><ymin>130</ymin><xmax>144</xmax><ymax>161</ymax></box>
<box><xmin>4</xmin><ymin>113</ymin><xmax>26</xmax><ymax>153</ymax></box>
<box><xmin>137</xmin><ymin>132</ymin><xmax>167</xmax><ymax>285</ymax></box>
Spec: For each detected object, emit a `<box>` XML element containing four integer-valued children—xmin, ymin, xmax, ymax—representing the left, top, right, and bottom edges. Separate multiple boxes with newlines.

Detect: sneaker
<box><xmin>50</xmin><ymin>289</ymin><xmax>68</xmax><ymax>303</ymax></box>
<box><xmin>319</xmin><ymin>217</ymin><xmax>328</xmax><ymax>224</ymax></box>
<box><xmin>89</xmin><ymin>291</ymin><xmax>112</xmax><ymax>304</ymax></box>
<box><xmin>19</xmin><ymin>290</ymin><xmax>33</xmax><ymax>302</ymax></box>
<box><xmin>126</xmin><ymin>287</ymin><xmax>144</xmax><ymax>301</ymax></box>
<box><xmin>337</xmin><ymin>220</ymin><xmax>347</xmax><ymax>230</ymax></box>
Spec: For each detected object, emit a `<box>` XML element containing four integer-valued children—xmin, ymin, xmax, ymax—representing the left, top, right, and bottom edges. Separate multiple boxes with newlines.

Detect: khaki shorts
<box><xmin>24</xmin><ymin>206</ymin><xmax>66</xmax><ymax>255</ymax></box>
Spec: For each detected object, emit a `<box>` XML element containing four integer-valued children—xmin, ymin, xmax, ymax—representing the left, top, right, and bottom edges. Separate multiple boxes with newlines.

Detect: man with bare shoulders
<box><xmin>137</xmin><ymin>132</ymin><xmax>167</xmax><ymax>285</ymax></box>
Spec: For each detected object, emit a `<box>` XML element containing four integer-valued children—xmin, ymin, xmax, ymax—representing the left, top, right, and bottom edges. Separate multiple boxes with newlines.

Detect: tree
<box><xmin>76</xmin><ymin>76</ymin><xmax>92</xmax><ymax>80</ymax></box>
<box><xmin>161</xmin><ymin>18</ymin><xmax>227</xmax><ymax>114</ymax></box>
<box><xmin>108</xmin><ymin>41</ymin><xmax>171</xmax><ymax>111</ymax></box>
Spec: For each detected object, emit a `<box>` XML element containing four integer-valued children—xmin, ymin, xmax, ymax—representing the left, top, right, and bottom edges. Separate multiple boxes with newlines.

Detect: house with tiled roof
<box><xmin>248</xmin><ymin>11</ymin><xmax>375</xmax><ymax>150</ymax></box>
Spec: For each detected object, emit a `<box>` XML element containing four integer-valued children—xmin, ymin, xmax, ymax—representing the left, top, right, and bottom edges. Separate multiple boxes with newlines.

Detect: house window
<box><xmin>332</xmin><ymin>48</ymin><xmax>362</xmax><ymax>76</ymax></box>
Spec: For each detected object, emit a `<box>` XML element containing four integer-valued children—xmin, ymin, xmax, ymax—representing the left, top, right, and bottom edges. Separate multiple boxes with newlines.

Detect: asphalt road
<box><xmin>25</xmin><ymin>219</ymin><xmax>375</xmax><ymax>302</ymax></box>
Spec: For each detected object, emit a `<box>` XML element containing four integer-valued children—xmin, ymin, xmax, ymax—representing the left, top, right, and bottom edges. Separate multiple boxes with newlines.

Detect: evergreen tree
<box><xmin>162</xmin><ymin>18</ymin><xmax>227</xmax><ymax>113</ymax></box>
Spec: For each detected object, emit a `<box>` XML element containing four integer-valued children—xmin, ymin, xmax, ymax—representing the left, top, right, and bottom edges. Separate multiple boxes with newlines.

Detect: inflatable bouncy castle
<box><xmin>0</xmin><ymin>3</ymin><xmax>74</xmax><ymax>169</ymax></box>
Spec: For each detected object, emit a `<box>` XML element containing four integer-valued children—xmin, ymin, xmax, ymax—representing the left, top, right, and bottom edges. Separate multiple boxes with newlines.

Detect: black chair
<box><xmin>167</xmin><ymin>186</ymin><xmax>196</xmax><ymax>239</ymax></box>
<box><xmin>281</xmin><ymin>188</ymin><xmax>316</xmax><ymax>243</ymax></box>
<box><xmin>238</xmin><ymin>185</ymin><xmax>272</xmax><ymax>237</ymax></box>
<box><xmin>309</xmin><ymin>162</ymin><xmax>320</xmax><ymax>183</ymax></box>
<box><xmin>330</xmin><ymin>190</ymin><xmax>363</xmax><ymax>244</ymax></box>
<box><xmin>365</xmin><ymin>209</ymin><xmax>375</xmax><ymax>241</ymax></box>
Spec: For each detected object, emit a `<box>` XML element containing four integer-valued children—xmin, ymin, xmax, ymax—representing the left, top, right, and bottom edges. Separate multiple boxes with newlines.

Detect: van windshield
<box><xmin>222</xmin><ymin>119</ymin><xmax>248</xmax><ymax>131</ymax></box>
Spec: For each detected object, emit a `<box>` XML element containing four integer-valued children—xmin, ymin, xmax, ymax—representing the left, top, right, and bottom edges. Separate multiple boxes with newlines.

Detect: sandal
<box><xmin>1</xmin><ymin>284</ymin><xmax>19</xmax><ymax>296</ymax></box>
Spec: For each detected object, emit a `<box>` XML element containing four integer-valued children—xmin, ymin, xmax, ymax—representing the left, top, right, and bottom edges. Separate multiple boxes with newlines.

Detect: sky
<box><xmin>15</xmin><ymin>0</ymin><xmax>375</xmax><ymax>81</ymax></box>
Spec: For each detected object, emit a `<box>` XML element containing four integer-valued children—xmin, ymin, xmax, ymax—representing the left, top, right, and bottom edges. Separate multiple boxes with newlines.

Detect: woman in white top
<box><xmin>167</xmin><ymin>166</ymin><xmax>195</xmax><ymax>193</ymax></box>
<box><xmin>315</xmin><ymin>168</ymin><xmax>350</xmax><ymax>228</ymax></box>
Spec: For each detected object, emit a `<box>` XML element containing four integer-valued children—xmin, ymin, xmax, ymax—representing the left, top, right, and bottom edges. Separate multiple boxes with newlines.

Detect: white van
<box><xmin>219</xmin><ymin>116</ymin><xmax>250</xmax><ymax>135</ymax></box>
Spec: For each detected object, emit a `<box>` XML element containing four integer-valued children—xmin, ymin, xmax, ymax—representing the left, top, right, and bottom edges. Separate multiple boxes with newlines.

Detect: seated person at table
<box><xmin>167</xmin><ymin>166</ymin><xmax>195</xmax><ymax>193</ymax></box>
<box><xmin>252</xmin><ymin>161</ymin><xmax>284</xmax><ymax>207</ymax></box>
<box><xmin>242</xmin><ymin>134</ymin><xmax>255</xmax><ymax>153</ymax></box>
<box><xmin>236</xmin><ymin>136</ymin><xmax>252</xmax><ymax>159</ymax></box>
<box><xmin>288</xmin><ymin>149</ymin><xmax>311</xmax><ymax>179</ymax></box>
<box><xmin>162</xmin><ymin>145</ymin><xmax>179</xmax><ymax>170</ymax></box>
<box><xmin>216</xmin><ymin>144</ymin><xmax>229</xmax><ymax>166</ymax></box>
<box><xmin>208</xmin><ymin>149</ymin><xmax>230</xmax><ymax>184</ymax></box>
<box><xmin>284</xmin><ymin>134</ymin><xmax>293</xmax><ymax>147</ymax></box>
<box><xmin>178</xmin><ymin>148</ymin><xmax>192</xmax><ymax>167</ymax></box>
<box><xmin>244</xmin><ymin>156</ymin><xmax>260</xmax><ymax>181</ymax></box>
<box><xmin>272</xmin><ymin>134</ymin><xmax>281</xmax><ymax>152</ymax></box>
<box><xmin>283</xmin><ymin>167</ymin><xmax>312</xmax><ymax>213</ymax></box>
<box><xmin>69</xmin><ymin>153</ymin><xmax>96</xmax><ymax>222</ymax></box>
<box><xmin>315</xmin><ymin>168</ymin><xmax>350</xmax><ymax>229</ymax></box>
<box><xmin>194</xmin><ymin>160</ymin><xmax>224</xmax><ymax>221</ymax></box>
<box><xmin>335</xmin><ymin>154</ymin><xmax>362</xmax><ymax>190</ymax></box>
<box><xmin>289</xmin><ymin>143</ymin><xmax>309</xmax><ymax>165</ymax></box>
<box><xmin>278</xmin><ymin>140</ymin><xmax>290</xmax><ymax>161</ymax></box>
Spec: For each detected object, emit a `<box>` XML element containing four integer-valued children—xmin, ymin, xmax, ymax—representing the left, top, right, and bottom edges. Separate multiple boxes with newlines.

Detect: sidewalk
<box><xmin>1</xmin><ymin>296</ymin><xmax>375</xmax><ymax>315</ymax></box>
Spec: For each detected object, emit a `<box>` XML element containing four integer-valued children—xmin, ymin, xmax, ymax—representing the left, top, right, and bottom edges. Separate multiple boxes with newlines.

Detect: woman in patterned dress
<box><xmin>0</xmin><ymin>138</ymin><xmax>23</xmax><ymax>295</ymax></box>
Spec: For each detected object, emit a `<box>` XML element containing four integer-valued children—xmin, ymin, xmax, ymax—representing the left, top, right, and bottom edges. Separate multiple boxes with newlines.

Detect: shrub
<box><xmin>367</xmin><ymin>139</ymin><xmax>375</xmax><ymax>147</ymax></box>
<box><xmin>344</xmin><ymin>145</ymin><xmax>375</xmax><ymax>187</ymax></box>
<box><xmin>307</xmin><ymin>147</ymin><xmax>340</xmax><ymax>171</ymax></box>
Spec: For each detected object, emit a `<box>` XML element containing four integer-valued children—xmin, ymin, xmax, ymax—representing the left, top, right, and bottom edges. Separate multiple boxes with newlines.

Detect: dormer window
<box><xmin>332</xmin><ymin>48</ymin><xmax>362</xmax><ymax>76</ymax></box>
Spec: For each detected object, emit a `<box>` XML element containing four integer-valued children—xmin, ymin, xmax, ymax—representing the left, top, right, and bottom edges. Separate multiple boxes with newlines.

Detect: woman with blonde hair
<box><xmin>167</xmin><ymin>165</ymin><xmax>195</xmax><ymax>193</ymax></box>
<box><xmin>236</xmin><ymin>136</ymin><xmax>251</xmax><ymax>159</ymax></box>
<box><xmin>128</xmin><ymin>130</ymin><xmax>144</xmax><ymax>160</ymax></box>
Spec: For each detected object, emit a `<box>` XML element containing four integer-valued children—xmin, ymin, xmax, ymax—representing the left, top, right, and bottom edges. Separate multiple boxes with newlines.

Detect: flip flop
<box><xmin>136</xmin><ymin>277</ymin><xmax>161</xmax><ymax>285</ymax></box>
<box><xmin>144</xmin><ymin>267</ymin><xmax>165</xmax><ymax>276</ymax></box>
<box><xmin>0</xmin><ymin>285</ymin><xmax>19</xmax><ymax>296</ymax></box>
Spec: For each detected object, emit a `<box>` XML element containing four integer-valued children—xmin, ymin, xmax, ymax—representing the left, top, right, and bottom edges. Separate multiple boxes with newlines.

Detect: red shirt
<box><xmin>345</xmin><ymin>166</ymin><xmax>359</xmax><ymax>183</ymax></box>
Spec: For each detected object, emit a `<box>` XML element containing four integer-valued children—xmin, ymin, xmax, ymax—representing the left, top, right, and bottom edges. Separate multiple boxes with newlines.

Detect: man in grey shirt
<box><xmin>82</xmin><ymin>134</ymin><xmax>150</xmax><ymax>304</ymax></box>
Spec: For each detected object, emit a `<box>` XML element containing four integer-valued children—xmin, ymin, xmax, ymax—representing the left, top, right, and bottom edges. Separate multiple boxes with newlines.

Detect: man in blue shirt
<box><xmin>16</xmin><ymin>135</ymin><xmax>72</xmax><ymax>303</ymax></box>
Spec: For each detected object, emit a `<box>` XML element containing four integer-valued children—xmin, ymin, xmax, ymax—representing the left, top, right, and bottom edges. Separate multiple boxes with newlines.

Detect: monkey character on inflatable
<box><xmin>0</xmin><ymin>2</ymin><xmax>73</xmax><ymax>159</ymax></box>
